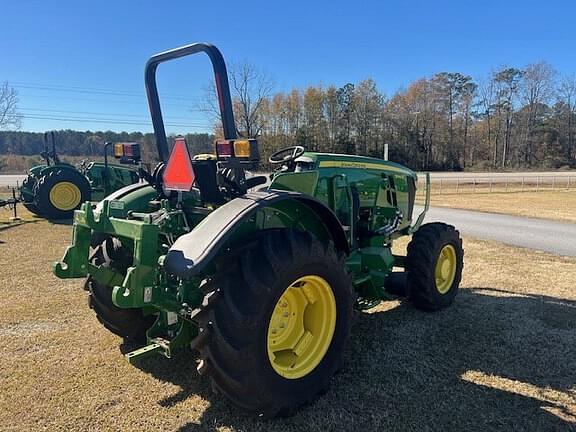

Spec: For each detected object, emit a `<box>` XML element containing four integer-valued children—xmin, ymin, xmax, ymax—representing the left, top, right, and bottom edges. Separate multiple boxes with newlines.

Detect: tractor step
<box><xmin>124</xmin><ymin>342</ymin><xmax>164</xmax><ymax>364</ymax></box>
<box><xmin>355</xmin><ymin>297</ymin><xmax>382</xmax><ymax>310</ymax></box>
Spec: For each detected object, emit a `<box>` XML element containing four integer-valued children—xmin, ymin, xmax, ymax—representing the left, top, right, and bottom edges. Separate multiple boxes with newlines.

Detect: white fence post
<box><xmin>536</xmin><ymin>176</ymin><xmax>540</xmax><ymax>191</ymax></box>
<box><xmin>521</xmin><ymin>177</ymin><xmax>524</xmax><ymax>192</ymax></box>
<box><xmin>456</xmin><ymin>178</ymin><xmax>459</xmax><ymax>194</ymax></box>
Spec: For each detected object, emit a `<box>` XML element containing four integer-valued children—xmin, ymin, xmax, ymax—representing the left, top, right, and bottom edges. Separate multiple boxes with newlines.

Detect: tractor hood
<box><xmin>302</xmin><ymin>152</ymin><xmax>418</xmax><ymax>179</ymax></box>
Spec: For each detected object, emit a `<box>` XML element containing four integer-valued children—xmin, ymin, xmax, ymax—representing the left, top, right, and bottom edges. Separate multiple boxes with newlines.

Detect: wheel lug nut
<box><xmin>283</xmin><ymin>312</ymin><xmax>289</xmax><ymax>318</ymax></box>
<box><xmin>279</xmin><ymin>323</ymin><xmax>285</xmax><ymax>329</ymax></box>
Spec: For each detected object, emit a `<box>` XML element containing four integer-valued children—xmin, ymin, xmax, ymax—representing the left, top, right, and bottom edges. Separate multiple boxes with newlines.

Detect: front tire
<box><xmin>191</xmin><ymin>230</ymin><xmax>354</xmax><ymax>417</ymax></box>
<box><xmin>406</xmin><ymin>222</ymin><xmax>463</xmax><ymax>311</ymax></box>
<box><xmin>85</xmin><ymin>237</ymin><xmax>155</xmax><ymax>343</ymax></box>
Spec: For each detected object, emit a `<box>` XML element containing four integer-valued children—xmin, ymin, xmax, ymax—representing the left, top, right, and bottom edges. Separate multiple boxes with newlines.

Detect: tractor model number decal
<box><xmin>109</xmin><ymin>200</ymin><xmax>125</xmax><ymax>210</ymax></box>
<box><xmin>143</xmin><ymin>287</ymin><xmax>152</xmax><ymax>303</ymax></box>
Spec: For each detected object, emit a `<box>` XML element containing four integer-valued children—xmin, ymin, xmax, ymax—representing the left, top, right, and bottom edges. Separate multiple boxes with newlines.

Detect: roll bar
<box><xmin>42</xmin><ymin>131</ymin><xmax>59</xmax><ymax>165</ymax></box>
<box><xmin>144</xmin><ymin>42</ymin><xmax>236</xmax><ymax>162</ymax></box>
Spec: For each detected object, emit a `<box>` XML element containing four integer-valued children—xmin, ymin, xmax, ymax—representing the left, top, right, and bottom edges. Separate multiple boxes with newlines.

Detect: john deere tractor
<box><xmin>20</xmin><ymin>131</ymin><xmax>142</xmax><ymax>219</ymax></box>
<box><xmin>53</xmin><ymin>43</ymin><xmax>463</xmax><ymax>417</ymax></box>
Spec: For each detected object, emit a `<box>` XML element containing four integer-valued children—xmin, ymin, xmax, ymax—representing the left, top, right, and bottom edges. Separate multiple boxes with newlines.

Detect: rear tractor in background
<box><xmin>53</xmin><ymin>42</ymin><xmax>464</xmax><ymax>417</ymax></box>
<box><xmin>19</xmin><ymin>132</ymin><xmax>142</xmax><ymax>219</ymax></box>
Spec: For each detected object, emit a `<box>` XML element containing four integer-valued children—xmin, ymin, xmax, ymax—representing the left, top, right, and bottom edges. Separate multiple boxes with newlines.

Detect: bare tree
<box><xmin>558</xmin><ymin>74</ymin><xmax>576</xmax><ymax>159</ymax></box>
<box><xmin>520</xmin><ymin>62</ymin><xmax>556</xmax><ymax>164</ymax></box>
<box><xmin>0</xmin><ymin>82</ymin><xmax>21</xmax><ymax>131</ymax></box>
<box><xmin>230</xmin><ymin>63</ymin><xmax>273</xmax><ymax>138</ymax></box>
<box><xmin>477</xmin><ymin>77</ymin><xmax>496</xmax><ymax>165</ymax></box>
<box><xmin>493</xmin><ymin>67</ymin><xmax>523</xmax><ymax>166</ymax></box>
<box><xmin>202</xmin><ymin>63</ymin><xmax>273</xmax><ymax>138</ymax></box>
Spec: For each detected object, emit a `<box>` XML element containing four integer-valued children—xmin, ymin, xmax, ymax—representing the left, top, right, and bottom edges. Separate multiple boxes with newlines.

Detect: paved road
<box><xmin>421</xmin><ymin>206</ymin><xmax>576</xmax><ymax>257</ymax></box>
<box><xmin>0</xmin><ymin>175</ymin><xmax>26</xmax><ymax>188</ymax></box>
<box><xmin>420</xmin><ymin>171</ymin><xmax>575</xmax><ymax>180</ymax></box>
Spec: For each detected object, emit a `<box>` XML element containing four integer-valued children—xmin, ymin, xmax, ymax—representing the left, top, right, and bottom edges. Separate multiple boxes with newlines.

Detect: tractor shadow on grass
<box><xmin>48</xmin><ymin>218</ymin><xmax>73</xmax><ymax>226</ymax></box>
<box><xmin>126</xmin><ymin>345</ymin><xmax>212</xmax><ymax>409</ymax></box>
<box><xmin>0</xmin><ymin>218</ymin><xmax>42</xmax><ymax>232</ymax></box>
<box><xmin>136</xmin><ymin>288</ymin><xmax>576</xmax><ymax>432</ymax></box>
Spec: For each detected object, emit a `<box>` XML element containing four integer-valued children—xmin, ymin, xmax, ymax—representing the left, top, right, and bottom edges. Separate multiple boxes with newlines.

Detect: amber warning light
<box><xmin>215</xmin><ymin>138</ymin><xmax>259</xmax><ymax>161</ymax></box>
<box><xmin>163</xmin><ymin>137</ymin><xmax>196</xmax><ymax>191</ymax></box>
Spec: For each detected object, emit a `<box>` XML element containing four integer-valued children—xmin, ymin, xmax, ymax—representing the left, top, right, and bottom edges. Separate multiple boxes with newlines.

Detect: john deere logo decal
<box><xmin>319</xmin><ymin>160</ymin><xmax>406</xmax><ymax>173</ymax></box>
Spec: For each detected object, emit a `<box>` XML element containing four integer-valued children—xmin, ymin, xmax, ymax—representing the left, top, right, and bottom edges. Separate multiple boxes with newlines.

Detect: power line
<box><xmin>17</xmin><ymin>92</ymin><xmax>200</xmax><ymax>109</ymax></box>
<box><xmin>20</xmin><ymin>107</ymin><xmax>211</xmax><ymax>123</ymax></box>
<box><xmin>12</xmin><ymin>81</ymin><xmax>204</xmax><ymax>102</ymax></box>
<box><xmin>22</xmin><ymin>114</ymin><xmax>212</xmax><ymax>129</ymax></box>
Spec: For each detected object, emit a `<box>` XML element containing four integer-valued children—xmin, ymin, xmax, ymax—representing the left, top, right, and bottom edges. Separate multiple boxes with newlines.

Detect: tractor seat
<box><xmin>191</xmin><ymin>159</ymin><xmax>225</xmax><ymax>204</ymax></box>
<box><xmin>192</xmin><ymin>160</ymin><xmax>267</xmax><ymax>203</ymax></box>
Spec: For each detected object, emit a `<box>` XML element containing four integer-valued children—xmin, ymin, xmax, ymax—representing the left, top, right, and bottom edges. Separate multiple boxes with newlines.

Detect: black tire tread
<box><xmin>85</xmin><ymin>237</ymin><xmax>155</xmax><ymax>343</ymax></box>
<box><xmin>189</xmin><ymin>230</ymin><xmax>354</xmax><ymax>417</ymax></box>
<box><xmin>34</xmin><ymin>168</ymin><xmax>91</xmax><ymax>219</ymax></box>
<box><xmin>406</xmin><ymin>222</ymin><xmax>463</xmax><ymax>311</ymax></box>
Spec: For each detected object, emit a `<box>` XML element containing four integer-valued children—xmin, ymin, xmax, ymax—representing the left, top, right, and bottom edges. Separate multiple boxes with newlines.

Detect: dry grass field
<box><xmin>419</xmin><ymin>190</ymin><xmax>576</xmax><ymax>223</ymax></box>
<box><xmin>0</xmin><ymin>220</ymin><xmax>575</xmax><ymax>431</ymax></box>
<box><xmin>0</xmin><ymin>194</ymin><xmax>36</xmax><ymax>226</ymax></box>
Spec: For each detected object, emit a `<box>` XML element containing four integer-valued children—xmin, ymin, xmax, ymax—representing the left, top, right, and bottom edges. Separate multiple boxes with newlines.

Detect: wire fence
<box><xmin>417</xmin><ymin>175</ymin><xmax>576</xmax><ymax>196</ymax></box>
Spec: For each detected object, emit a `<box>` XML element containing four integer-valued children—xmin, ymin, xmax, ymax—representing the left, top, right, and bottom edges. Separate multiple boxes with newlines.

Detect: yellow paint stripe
<box><xmin>318</xmin><ymin>160</ymin><xmax>408</xmax><ymax>174</ymax></box>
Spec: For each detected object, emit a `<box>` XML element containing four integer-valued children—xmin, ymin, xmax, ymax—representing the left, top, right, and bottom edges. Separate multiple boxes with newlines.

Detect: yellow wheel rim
<box><xmin>267</xmin><ymin>275</ymin><xmax>336</xmax><ymax>379</ymax></box>
<box><xmin>435</xmin><ymin>244</ymin><xmax>457</xmax><ymax>294</ymax></box>
<box><xmin>49</xmin><ymin>181</ymin><xmax>82</xmax><ymax>211</ymax></box>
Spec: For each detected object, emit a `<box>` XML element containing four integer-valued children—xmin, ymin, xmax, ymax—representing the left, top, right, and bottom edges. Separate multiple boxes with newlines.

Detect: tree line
<box><xmin>225</xmin><ymin>62</ymin><xmax>576</xmax><ymax>170</ymax></box>
<box><xmin>0</xmin><ymin>130</ymin><xmax>213</xmax><ymax>163</ymax></box>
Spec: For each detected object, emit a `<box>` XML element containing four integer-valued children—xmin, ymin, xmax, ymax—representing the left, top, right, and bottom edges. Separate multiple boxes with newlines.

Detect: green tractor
<box><xmin>20</xmin><ymin>131</ymin><xmax>142</xmax><ymax>219</ymax></box>
<box><xmin>53</xmin><ymin>43</ymin><xmax>464</xmax><ymax>417</ymax></box>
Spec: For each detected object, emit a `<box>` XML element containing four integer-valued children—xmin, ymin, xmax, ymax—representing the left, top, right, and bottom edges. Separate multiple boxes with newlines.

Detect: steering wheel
<box><xmin>269</xmin><ymin>146</ymin><xmax>306</xmax><ymax>165</ymax></box>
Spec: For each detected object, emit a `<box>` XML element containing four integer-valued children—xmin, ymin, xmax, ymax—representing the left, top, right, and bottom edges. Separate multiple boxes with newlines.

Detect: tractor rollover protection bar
<box><xmin>145</xmin><ymin>43</ymin><xmax>236</xmax><ymax>162</ymax></box>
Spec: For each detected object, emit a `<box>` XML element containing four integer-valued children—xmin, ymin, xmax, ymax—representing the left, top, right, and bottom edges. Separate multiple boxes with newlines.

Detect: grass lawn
<box><xmin>422</xmin><ymin>190</ymin><xmax>576</xmax><ymax>223</ymax></box>
<box><xmin>0</xmin><ymin>221</ymin><xmax>574</xmax><ymax>431</ymax></box>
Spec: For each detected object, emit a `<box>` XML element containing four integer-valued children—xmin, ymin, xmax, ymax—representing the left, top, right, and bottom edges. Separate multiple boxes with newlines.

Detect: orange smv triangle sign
<box><xmin>163</xmin><ymin>137</ymin><xmax>196</xmax><ymax>191</ymax></box>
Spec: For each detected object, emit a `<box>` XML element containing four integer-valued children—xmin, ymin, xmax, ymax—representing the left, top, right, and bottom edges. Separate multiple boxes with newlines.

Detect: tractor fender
<box><xmin>94</xmin><ymin>182</ymin><xmax>156</xmax><ymax>213</ymax></box>
<box><xmin>164</xmin><ymin>189</ymin><xmax>349</xmax><ymax>279</ymax></box>
<box><xmin>35</xmin><ymin>164</ymin><xmax>80</xmax><ymax>178</ymax></box>
<box><xmin>26</xmin><ymin>164</ymin><xmax>47</xmax><ymax>178</ymax></box>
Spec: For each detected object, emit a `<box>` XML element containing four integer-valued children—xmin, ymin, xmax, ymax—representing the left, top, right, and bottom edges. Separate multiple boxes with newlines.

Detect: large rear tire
<box><xmin>406</xmin><ymin>222</ymin><xmax>463</xmax><ymax>311</ymax></box>
<box><xmin>35</xmin><ymin>169</ymin><xmax>91</xmax><ymax>219</ymax></box>
<box><xmin>23</xmin><ymin>202</ymin><xmax>40</xmax><ymax>215</ymax></box>
<box><xmin>85</xmin><ymin>237</ymin><xmax>155</xmax><ymax>343</ymax></box>
<box><xmin>191</xmin><ymin>230</ymin><xmax>354</xmax><ymax>417</ymax></box>
<box><xmin>20</xmin><ymin>175</ymin><xmax>41</xmax><ymax>215</ymax></box>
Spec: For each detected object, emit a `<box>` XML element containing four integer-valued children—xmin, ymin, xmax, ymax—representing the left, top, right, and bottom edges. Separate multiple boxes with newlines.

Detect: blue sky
<box><xmin>2</xmin><ymin>0</ymin><xmax>574</xmax><ymax>134</ymax></box>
